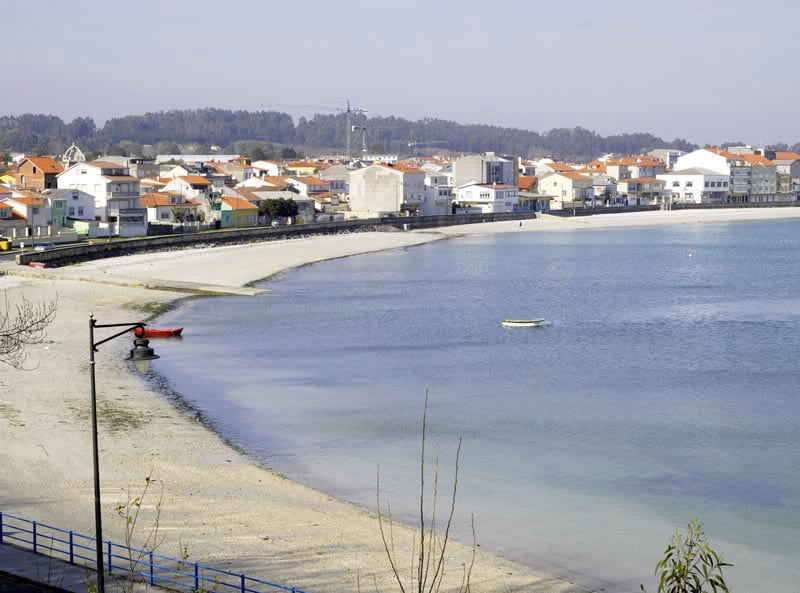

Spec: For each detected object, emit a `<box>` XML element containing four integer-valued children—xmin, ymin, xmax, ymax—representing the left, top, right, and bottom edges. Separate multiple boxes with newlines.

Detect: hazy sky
<box><xmin>7</xmin><ymin>0</ymin><xmax>799</xmax><ymax>146</ymax></box>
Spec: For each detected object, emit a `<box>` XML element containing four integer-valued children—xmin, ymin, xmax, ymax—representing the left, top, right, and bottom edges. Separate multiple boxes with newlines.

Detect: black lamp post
<box><xmin>88</xmin><ymin>315</ymin><xmax>159</xmax><ymax>593</ymax></box>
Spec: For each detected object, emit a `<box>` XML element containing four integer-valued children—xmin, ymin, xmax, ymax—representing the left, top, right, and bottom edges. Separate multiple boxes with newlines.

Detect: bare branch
<box><xmin>0</xmin><ymin>291</ymin><xmax>58</xmax><ymax>370</ymax></box>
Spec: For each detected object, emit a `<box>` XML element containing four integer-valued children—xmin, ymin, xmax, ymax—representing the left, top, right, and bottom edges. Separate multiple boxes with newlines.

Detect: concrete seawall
<box><xmin>15</xmin><ymin>212</ymin><xmax>537</xmax><ymax>267</ymax></box>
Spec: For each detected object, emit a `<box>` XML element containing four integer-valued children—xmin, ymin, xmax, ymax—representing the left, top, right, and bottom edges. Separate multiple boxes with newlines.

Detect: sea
<box><xmin>149</xmin><ymin>218</ymin><xmax>800</xmax><ymax>593</ymax></box>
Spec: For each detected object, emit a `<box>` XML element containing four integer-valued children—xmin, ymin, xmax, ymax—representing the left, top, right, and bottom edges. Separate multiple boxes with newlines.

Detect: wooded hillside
<box><xmin>2</xmin><ymin>108</ymin><xmax>779</xmax><ymax>161</ymax></box>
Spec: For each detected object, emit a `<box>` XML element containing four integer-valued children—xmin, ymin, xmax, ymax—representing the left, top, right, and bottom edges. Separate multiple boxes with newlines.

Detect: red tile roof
<box><xmin>24</xmin><ymin>156</ymin><xmax>64</xmax><ymax>173</ymax></box>
<box><xmin>178</xmin><ymin>175</ymin><xmax>212</xmax><ymax>185</ymax></box>
<box><xmin>221</xmin><ymin>196</ymin><xmax>257</xmax><ymax>210</ymax></box>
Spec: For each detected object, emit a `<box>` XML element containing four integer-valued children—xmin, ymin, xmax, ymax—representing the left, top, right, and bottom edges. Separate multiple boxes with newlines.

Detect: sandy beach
<box><xmin>2</xmin><ymin>207</ymin><xmax>799</xmax><ymax>593</ymax></box>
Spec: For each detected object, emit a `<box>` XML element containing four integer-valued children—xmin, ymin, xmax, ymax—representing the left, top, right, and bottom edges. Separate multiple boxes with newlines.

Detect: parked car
<box><xmin>33</xmin><ymin>242</ymin><xmax>56</xmax><ymax>251</ymax></box>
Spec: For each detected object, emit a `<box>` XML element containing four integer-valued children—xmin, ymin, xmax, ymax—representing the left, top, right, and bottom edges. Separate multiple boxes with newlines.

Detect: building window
<box><xmin>672</xmin><ymin>181</ymin><xmax>680</xmax><ymax>187</ymax></box>
<box><xmin>686</xmin><ymin>181</ymin><xmax>693</xmax><ymax>187</ymax></box>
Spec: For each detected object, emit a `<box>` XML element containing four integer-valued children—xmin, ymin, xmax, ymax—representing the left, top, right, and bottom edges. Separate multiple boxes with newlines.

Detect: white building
<box><xmin>348</xmin><ymin>163</ymin><xmax>426</xmax><ymax>216</ymax></box>
<box><xmin>657</xmin><ymin>168</ymin><xmax>729</xmax><ymax>204</ymax></box>
<box><xmin>674</xmin><ymin>148</ymin><xmax>780</xmax><ymax>203</ymax></box>
<box><xmin>452</xmin><ymin>152</ymin><xmax>517</xmax><ymax>187</ymax></box>
<box><xmin>422</xmin><ymin>171</ymin><xmax>454</xmax><ymax>216</ymax></box>
<box><xmin>453</xmin><ymin>182</ymin><xmax>519</xmax><ymax>213</ymax></box>
<box><xmin>42</xmin><ymin>188</ymin><xmax>96</xmax><ymax>223</ymax></box>
<box><xmin>57</xmin><ymin>161</ymin><xmax>141</xmax><ymax>221</ymax></box>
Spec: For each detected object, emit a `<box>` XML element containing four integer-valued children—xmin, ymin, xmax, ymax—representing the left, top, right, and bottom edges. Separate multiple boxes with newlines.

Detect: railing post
<box><xmin>0</xmin><ymin>512</ymin><xmax>3</xmax><ymax>543</ymax></box>
<box><xmin>33</xmin><ymin>521</ymin><xmax>38</xmax><ymax>553</ymax></box>
<box><xmin>240</xmin><ymin>573</ymin><xmax>246</xmax><ymax>593</ymax></box>
<box><xmin>69</xmin><ymin>532</ymin><xmax>74</xmax><ymax>564</ymax></box>
<box><xmin>107</xmin><ymin>540</ymin><xmax>113</xmax><ymax>574</ymax></box>
<box><xmin>194</xmin><ymin>563</ymin><xmax>199</xmax><ymax>591</ymax></box>
<box><xmin>149</xmin><ymin>551</ymin><xmax>154</xmax><ymax>586</ymax></box>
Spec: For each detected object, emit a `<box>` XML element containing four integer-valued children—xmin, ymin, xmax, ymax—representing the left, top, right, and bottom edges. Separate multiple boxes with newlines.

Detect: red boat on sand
<box><xmin>134</xmin><ymin>327</ymin><xmax>183</xmax><ymax>338</ymax></box>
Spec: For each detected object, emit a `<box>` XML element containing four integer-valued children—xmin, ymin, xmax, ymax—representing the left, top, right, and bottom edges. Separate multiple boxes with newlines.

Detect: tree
<box><xmin>258</xmin><ymin>198</ymin><xmax>298</xmax><ymax>221</ymax></box>
<box><xmin>0</xmin><ymin>292</ymin><xmax>57</xmax><ymax>370</ymax></box>
<box><xmin>642</xmin><ymin>518</ymin><xmax>732</xmax><ymax>593</ymax></box>
<box><xmin>376</xmin><ymin>392</ymin><xmax>475</xmax><ymax>593</ymax></box>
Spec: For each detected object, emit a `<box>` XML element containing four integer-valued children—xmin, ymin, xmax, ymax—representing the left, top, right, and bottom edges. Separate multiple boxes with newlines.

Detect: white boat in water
<box><xmin>501</xmin><ymin>318</ymin><xmax>546</xmax><ymax>328</ymax></box>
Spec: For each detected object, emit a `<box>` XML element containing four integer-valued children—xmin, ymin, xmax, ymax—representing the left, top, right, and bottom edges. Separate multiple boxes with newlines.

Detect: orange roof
<box><xmin>377</xmin><ymin>163</ymin><xmax>424</xmax><ymax>174</ymax></box>
<box><xmin>705</xmin><ymin>148</ymin><xmax>741</xmax><ymax>160</ymax></box>
<box><xmin>545</xmin><ymin>171</ymin><xmax>590</xmax><ymax>181</ymax></box>
<box><xmin>607</xmin><ymin>155</ymin><xmax>664</xmax><ymax>167</ymax></box>
<box><xmin>24</xmin><ymin>156</ymin><xmax>63</xmax><ymax>173</ymax></box>
<box><xmin>740</xmin><ymin>154</ymin><xmax>774</xmax><ymax>166</ymax></box>
<box><xmin>517</xmin><ymin>175</ymin><xmax>537</xmax><ymax>190</ymax></box>
<box><xmin>579</xmin><ymin>160</ymin><xmax>607</xmax><ymax>173</ymax></box>
<box><xmin>87</xmin><ymin>160</ymin><xmax>130</xmax><ymax>169</ymax></box>
<box><xmin>546</xmin><ymin>162</ymin><xmax>576</xmax><ymax>172</ymax></box>
<box><xmin>286</xmin><ymin>161</ymin><xmax>319</xmax><ymax>169</ymax></box>
<box><xmin>221</xmin><ymin>196</ymin><xmax>257</xmax><ymax>210</ymax></box>
<box><xmin>295</xmin><ymin>176</ymin><xmax>328</xmax><ymax>185</ymax></box>
<box><xmin>773</xmin><ymin>151</ymin><xmax>800</xmax><ymax>161</ymax></box>
<box><xmin>178</xmin><ymin>175</ymin><xmax>212</xmax><ymax>185</ymax></box>
<box><xmin>7</xmin><ymin>195</ymin><xmax>46</xmax><ymax>206</ymax></box>
<box><xmin>140</xmin><ymin>193</ymin><xmax>198</xmax><ymax>207</ymax></box>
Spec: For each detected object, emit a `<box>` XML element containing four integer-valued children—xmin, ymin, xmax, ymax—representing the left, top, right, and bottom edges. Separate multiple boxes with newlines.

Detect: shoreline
<box><xmin>2</xmin><ymin>208</ymin><xmax>800</xmax><ymax>593</ymax></box>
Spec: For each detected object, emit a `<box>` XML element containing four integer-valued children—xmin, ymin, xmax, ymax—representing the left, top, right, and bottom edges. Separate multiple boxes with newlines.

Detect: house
<box><xmin>0</xmin><ymin>192</ymin><xmax>52</xmax><ymax>236</ymax></box>
<box><xmin>453</xmin><ymin>182</ymin><xmax>520</xmax><ymax>214</ymax></box>
<box><xmin>57</xmin><ymin>160</ymin><xmax>142</xmax><ymax>221</ymax></box>
<box><xmin>252</xmin><ymin>160</ymin><xmax>287</xmax><ymax>177</ymax></box>
<box><xmin>317</xmin><ymin>163</ymin><xmax>350</xmax><ymax>195</ymax></box>
<box><xmin>605</xmin><ymin>155</ymin><xmax>666</xmax><ymax>181</ymax></box>
<box><xmin>219</xmin><ymin>196</ymin><xmax>258</xmax><ymax>228</ymax></box>
<box><xmin>657</xmin><ymin>168</ymin><xmax>729</xmax><ymax>204</ymax></box>
<box><xmin>140</xmin><ymin>192</ymin><xmax>200</xmax><ymax>224</ymax></box>
<box><xmin>209</xmin><ymin>161</ymin><xmax>256</xmax><ymax>183</ymax></box>
<box><xmin>16</xmin><ymin>157</ymin><xmax>64</xmax><ymax>190</ymax></box>
<box><xmin>348</xmin><ymin>163</ymin><xmax>426</xmax><ymax>216</ymax></box>
<box><xmin>421</xmin><ymin>171</ymin><xmax>455</xmax><ymax>216</ymax></box>
<box><xmin>675</xmin><ymin>149</ymin><xmax>780</xmax><ymax>203</ymax></box>
<box><xmin>516</xmin><ymin>175</ymin><xmax>554</xmax><ymax>211</ymax></box>
<box><xmin>284</xmin><ymin>176</ymin><xmax>331</xmax><ymax>197</ymax></box>
<box><xmin>42</xmin><ymin>188</ymin><xmax>96</xmax><ymax>225</ymax></box>
<box><xmin>771</xmin><ymin>152</ymin><xmax>800</xmax><ymax>200</ymax></box>
<box><xmin>648</xmin><ymin>149</ymin><xmax>686</xmax><ymax>170</ymax></box>
<box><xmin>616</xmin><ymin>178</ymin><xmax>665</xmax><ymax>205</ymax></box>
<box><xmin>537</xmin><ymin>171</ymin><xmax>594</xmax><ymax>210</ymax></box>
<box><xmin>161</xmin><ymin>175</ymin><xmax>217</xmax><ymax>218</ymax></box>
<box><xmin>582</xmin><ymin>173</ymin><xmax>618</xmax><ymax>206</ymax></box>
<box><xmin>535</xmin><ymin>161</ymin><xmax>577</xmax><ymax>176</ymax></box>
<box><xmin>285</xmin><ymin>161</ymin><xmax>322</xmax><ymax>177</ymax></box>
<box><xmin>452</xmin><ymin>152</ymin><xmax>517</xmax><ymax>187</ymax></box>
<box><xmin>0</xmin><ymin>201</ymin><xmax>14</xmax><ymax>222</ymax></box>
<box><xmin>103</xmin><ymin>156</ymin><xmax>160</xmax><ymax>179</ymax></box>
<box><xmin>230</xmin><ymin>187</ymin><xmax>316</xmax><ymax>224</ymax></box>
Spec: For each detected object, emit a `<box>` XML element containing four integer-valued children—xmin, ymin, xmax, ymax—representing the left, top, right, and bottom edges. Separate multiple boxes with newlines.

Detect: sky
<box><xmin>6</xmin><ymin>0</ymin><xmax>800</xmax><ymax>147</ymax></box>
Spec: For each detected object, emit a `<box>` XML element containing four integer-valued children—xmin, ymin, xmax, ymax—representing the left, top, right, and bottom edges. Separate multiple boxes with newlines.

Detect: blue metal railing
<box><xmin>0</xmin><ymin>512</ymin><xmax>308</xmax><ymax>593</ymax></box>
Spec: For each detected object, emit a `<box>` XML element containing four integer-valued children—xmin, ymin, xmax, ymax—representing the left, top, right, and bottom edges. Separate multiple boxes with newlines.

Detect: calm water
<box><xmin>151</xmin><ymin>220</ymin><xmax>800</xmax><ymax>592</ymax></box>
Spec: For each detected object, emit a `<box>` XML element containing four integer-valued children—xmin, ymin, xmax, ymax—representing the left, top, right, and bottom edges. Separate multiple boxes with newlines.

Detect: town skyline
<box><xmin>8</xmin><ymin>0</ymin><xmax>799</xmax><ymax>147</ymax></box>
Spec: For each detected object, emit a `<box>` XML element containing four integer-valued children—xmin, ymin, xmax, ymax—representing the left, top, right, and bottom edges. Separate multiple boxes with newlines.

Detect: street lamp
<box><xmin>88</xmin><ymin>315</ymin><xmax>160</xmax><ymax>593</ymax></box>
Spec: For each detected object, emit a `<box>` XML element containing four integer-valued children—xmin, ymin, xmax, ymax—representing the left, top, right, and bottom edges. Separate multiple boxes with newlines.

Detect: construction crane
<box><xmin>408</xmin><ymin>140</ymin><xmax>446</xmax><ymax>156</ymax></box>
<box><xmin>261</xmin><ymin>100</ymin><xmax>367</xmax><ymax>159</ymax></box>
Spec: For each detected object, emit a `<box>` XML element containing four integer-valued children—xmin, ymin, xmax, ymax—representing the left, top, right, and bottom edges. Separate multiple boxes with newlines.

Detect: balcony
<box><xmin>106</xmin><ymin>191</ymin><xmax>140</xmax><ymax>199</ymax></box>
